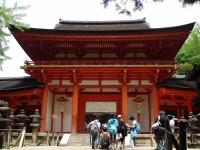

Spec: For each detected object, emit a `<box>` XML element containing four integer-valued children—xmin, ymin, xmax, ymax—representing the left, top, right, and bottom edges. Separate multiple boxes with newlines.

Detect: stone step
<box><xmin>67</xmin><ymin>133</ymin><xmax>154</xmax><ymax>147</ymax></box>
<box><xmin>67</xmin><ymin>134</ymin><xmax>90</xmax><ymax>146</ymax></box>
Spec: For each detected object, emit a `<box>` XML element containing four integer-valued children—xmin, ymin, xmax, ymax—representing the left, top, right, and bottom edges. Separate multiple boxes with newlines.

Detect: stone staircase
<box><xmin>67</xmin><ymin>134</ymin><xmax>90</xmax><ymax>146</ymax></box>
<box><xmin>67</xmin><ymin>133</ymin><xmax>156</xmax><ymax>148</ymax></box>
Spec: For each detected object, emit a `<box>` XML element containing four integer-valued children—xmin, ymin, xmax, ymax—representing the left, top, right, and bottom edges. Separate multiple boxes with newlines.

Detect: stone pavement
<box><xmin>7</xmin><ymin>146</ymin><xmax>200</xmax><ymax>150</ymax></box>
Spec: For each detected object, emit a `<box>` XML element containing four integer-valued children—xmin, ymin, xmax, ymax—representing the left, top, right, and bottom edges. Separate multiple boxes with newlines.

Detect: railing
<box><xmin>24</xmin><ymin>60</ymin><xmax>176</xmax><ymax>66</ymax></box>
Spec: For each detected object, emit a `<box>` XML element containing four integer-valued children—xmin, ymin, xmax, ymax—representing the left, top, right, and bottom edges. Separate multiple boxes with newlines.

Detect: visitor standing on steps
<box><xmin>87</xmin><ymin>117</ymin><xmax>101</xmax><ymax>149</ymax></box>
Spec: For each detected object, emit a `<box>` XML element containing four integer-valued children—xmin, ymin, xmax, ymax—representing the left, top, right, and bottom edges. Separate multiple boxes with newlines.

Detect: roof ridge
<box><xmin>58</xmin><ymin>18</ymin><xmax>146</xmax><ymax>25</ymax></box>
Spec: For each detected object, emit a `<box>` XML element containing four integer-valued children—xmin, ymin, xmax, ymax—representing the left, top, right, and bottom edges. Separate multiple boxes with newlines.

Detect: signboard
<box><xmin>86</xmin><ymin>102</ymin><xmax>116</xmax><ymax>113</ymax></box>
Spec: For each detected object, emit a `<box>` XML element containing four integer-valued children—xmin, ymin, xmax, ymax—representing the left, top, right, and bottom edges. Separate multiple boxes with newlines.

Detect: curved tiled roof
<box><xmin>0</xmin><ymin>76</ymin><xmax>44</xmax><ymax>91</ymax></box>
<box><xmin>158</xmin><ymin>76</ymin><xmax>196</xmax><ymax>90</ymax></box>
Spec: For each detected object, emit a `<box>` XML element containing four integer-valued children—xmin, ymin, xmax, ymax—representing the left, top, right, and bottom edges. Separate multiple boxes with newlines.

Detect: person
<box><xmin>152</xmin><ymin>110</ymin><xmax>169</xmax><ymax>150</ymax></box>
<box><xmin>126</xmin><ymin>114</ymin><xmax>138</xmax><ymax>148</ymax></box>
<box><xmin>99</xmin><ymin>124</ymin><xmax>110</xmax><ymax>149</ymax></box>
<box><xmin>168</xmin><ymin>114</ymin><xmax>179</xmax><ymax>150</ymax></box>
<box><xmin>117</xmin><ymin>114</ymin><xmax>127</xmax><ymax>149</ymax></box>
<box><xmin>87</xmin><ymin>117</ymin><xmax>101</xmax><ymax>149</ymax></box>
<box><xmin>108</xmin><ymin>113</ymin><xmax>118</xmax><ymax>149</ymax></box>
<box><xmin>152</xmin><ymin>111</ymin><xmax>179</xmax><ymax>150</ymax></box>
<box><xmin>168</xmin><ymin>114</ymin><xmax>175</xmax><ymax>133</ymax></box>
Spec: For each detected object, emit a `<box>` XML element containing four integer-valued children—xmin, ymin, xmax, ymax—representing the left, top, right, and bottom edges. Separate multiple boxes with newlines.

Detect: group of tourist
<box><xmin>87</xmin><ymin>110</ymin><xmax>181</xmax><ymax>150</ymax></box>
<box><xmin>87</xmin><ymin>113</ymin><xmax>141</xmax><ymax>149</ymax></box>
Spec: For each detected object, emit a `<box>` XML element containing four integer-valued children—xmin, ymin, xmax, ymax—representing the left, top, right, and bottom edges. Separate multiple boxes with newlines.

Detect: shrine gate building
<box><xmin>8</xmin><ymin>19</ymin><xmax>196</xmax><ymax>133</ymax></box>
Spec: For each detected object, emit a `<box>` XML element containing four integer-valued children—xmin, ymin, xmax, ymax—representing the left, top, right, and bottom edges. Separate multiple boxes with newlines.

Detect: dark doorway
<box><xmin>85</xmin><ymin>112</ymin><xmax>113</xmax><ymax>132</ymax></box>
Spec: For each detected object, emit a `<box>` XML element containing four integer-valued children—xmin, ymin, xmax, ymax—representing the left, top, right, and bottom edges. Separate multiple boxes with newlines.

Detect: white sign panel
<box><xmin>86</xmin><ymin>102</ymin><xmax>116</xmax><ymax>113</ymax></box>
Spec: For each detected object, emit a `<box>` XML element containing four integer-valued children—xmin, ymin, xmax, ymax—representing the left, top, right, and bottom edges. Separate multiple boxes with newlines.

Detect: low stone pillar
<box><xmin>179</xmin><ymin>116</ymin><xmax>188</xmax><ymax>150</ymax></box>
<box><xmin>0</xmin><ymin>100</ymin><xmax>11</xmax><ymax>148</ymax></box>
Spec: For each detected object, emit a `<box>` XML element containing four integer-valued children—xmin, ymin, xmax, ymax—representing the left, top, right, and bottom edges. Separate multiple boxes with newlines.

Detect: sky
<box><xmin>0</xmin><ymin>0</ymin><xmax>200</xmax><ymax>77</ymax></box>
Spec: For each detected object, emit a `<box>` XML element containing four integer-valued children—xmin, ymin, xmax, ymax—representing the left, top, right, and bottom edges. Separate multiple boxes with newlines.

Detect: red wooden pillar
<box><xmin>188</xmin><ymin>98</ymin><xmax>193</xmax><ymax>113</ymax></box>
<box><xmin>40</xmin><ymin>85</ymin><xmax>48</xmax><ymax>132</ymax></box>
<box><xmin>152</xmin><ymin>84</ymin><xmax>159</xmax><ymax>119</ymax></box>
<box><xmin>71</xmin><ymin>84</ymin><xmax>79</xmax><ymax>133</ymax></box>
<box><xmin>122</xmin><ymin>84</ymin><xmax>128</xmax><ymax>122</ymax></box>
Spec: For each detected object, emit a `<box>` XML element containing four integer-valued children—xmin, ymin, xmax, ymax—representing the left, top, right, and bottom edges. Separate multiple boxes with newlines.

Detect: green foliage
<box><xmin>175</xmin><ymin>23</ymin><xmax>200</xmax><ymax>75</ymax></box>
<box><xmin>176</xmin><ymin>63</ymin><xmax>193</xmax><ymax>75</ymax></box>
<box><xmin>0</xmin><ymin>0</ymin><xmax>29</xmax><ymax>64</ymax></box>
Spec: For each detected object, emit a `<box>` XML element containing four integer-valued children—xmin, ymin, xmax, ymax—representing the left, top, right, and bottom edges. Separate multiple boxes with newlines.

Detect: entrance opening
<box><xmin>85</xmin><ymin>113</ymin><xmax>112</xmax><ymax>126</ymax></box>
<box><xmin>85</xmin><ymin>101</ymin><xmax>117</xmax><ymax>132</ymax></box>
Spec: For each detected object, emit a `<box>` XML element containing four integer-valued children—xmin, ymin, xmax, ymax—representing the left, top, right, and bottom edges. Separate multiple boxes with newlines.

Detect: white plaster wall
<box><xmin>45</xmin><ymin>91</ymin><xmax>53</xmax><ymax>131</ymax></box>
<box><xmin>79</xmin><ymin>80</ymin><xmax>99</xmax><ymax>85</ymax></box>
<box><xmin>128</xmin><ymin>80</ymin><xmax>139</xmax><ymax>85</ymax></box>
<box><xmin>82</xmin><ymin>88</ymin><xmax>100</xmax><ymax>92</ymax></box>
<box><xmin>101</xmin><ymin>80</ymin><xmax>120</xmax><ymax>85</ymax></box>
<box><xmin>128</xmin><ymin>95</ymin><xmax>149</xmax><ymax>132</ymax></box>
<box><xmin>86</xmin><ymin>102</ymin><xmax>116</xmax><ymax>113</ymax></box>
<box><xmin>48</xmin><ymin>80</ymin><xmax>59</xmax><ymax>85</ymax></box>
<box><xmin>63</xmin><ymin>98</ymin><xmax>72</xmax><ymax>132</ymax></box>
<box><xmin>62</xmin><ymin>80</ymin><xmax>72</xmax><ymax>85</ymax></box>
<box><xmin>53</xmin><ymin>95</ymin><xmax>72</xmax><ymax>132</ymax></box>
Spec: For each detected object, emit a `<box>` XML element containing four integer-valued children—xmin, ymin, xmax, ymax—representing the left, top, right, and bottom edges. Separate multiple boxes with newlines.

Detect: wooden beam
<box><xmin>160</xmin><ymin>99</ymin><xmax>186</xmax><ymax>104</ymax></box>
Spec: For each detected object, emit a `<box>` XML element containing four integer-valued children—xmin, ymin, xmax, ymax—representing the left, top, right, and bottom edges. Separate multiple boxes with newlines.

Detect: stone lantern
<box><xmin>0</xmin><ymin>100</ymin><xmax>12</xmax><ymax>148</ymax></box>
<box><xmin>15</xmin><ymin>109</ymin><xmax>27</xmax><ymax>129</ymax></box>
<box><xmin>29</xmin><ymin>109</ymin><xmax>41</xmax><ymax>143</ymax></box>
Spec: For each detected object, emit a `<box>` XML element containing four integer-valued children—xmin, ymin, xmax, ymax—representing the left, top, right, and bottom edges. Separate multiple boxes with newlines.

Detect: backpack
<box><xmin>101</xmin><ymin>133</ymin><xmax>109</xmax><ymax>149</ymax></box>
<box><xmin>135</xmin><ymin>122</ymin><xmax>141</xmax><ymax>134</ymax></box>
<box><xmin>118</xmin><ymin>121</ymin><xmax>127</xmax><ymax>132</ymax></box>
<box><xmin>88</xmin><ymin>120</ymin><xmax>99</xmax><ymax>132</ymax></box>
<box><xmin>108</xmin><ymin>119</ymin><xmax>118</xmax><ymax>133</ymax></box>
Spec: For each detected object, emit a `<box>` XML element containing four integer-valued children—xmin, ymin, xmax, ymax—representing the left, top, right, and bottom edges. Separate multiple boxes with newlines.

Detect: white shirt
<box><xmin>169</xmin><ymin>119</ymin><xmax>175</xmax><ymax>133</ymax></box>
<box><xmin>132</xmin><ymin>120</ymin><xmax>137</xmax><ymax>127</ymax></box>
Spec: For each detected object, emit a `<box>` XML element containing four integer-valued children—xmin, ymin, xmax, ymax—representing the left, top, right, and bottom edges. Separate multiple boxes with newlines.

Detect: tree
<box><xmin>175</xmin><ymin>23</ymin><xmax>200</xmax><ymax>75</ymax></box>
<box><xmin>102</xmin><ymin>0</ymin><xmax>200</xmax><ymax>16</ymax></box>
<box><xmin>0</xmin><ymin>0</ymin><xmax>28</xmax><ymax>67</ymax></box>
